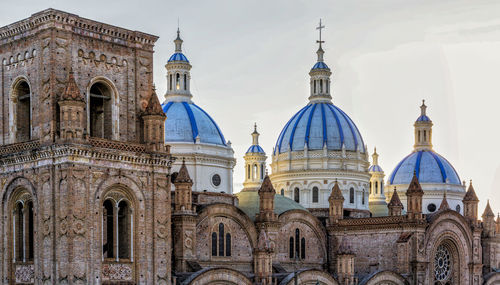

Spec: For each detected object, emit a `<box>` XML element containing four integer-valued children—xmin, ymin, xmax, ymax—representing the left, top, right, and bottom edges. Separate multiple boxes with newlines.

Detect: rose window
<box><xmin>434</xmin><ymin>245</ymin><xmax>452</xmax><ymax>282</ymax></box>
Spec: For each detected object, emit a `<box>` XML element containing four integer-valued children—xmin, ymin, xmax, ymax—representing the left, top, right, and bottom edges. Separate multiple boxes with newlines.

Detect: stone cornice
<box><xmin>326</xmin><ymin>215</ymin><xmax>428</xmax><ymax>232</ymax></box>
<box><xmin>0</xmin><ymin>141</ymin><xmax>173</xmax><ymax>169</ymax></box>
<box><xmin>0</xmin><ymin>9</ymin><xmax>158</xmax><ymax>50</ymax></box>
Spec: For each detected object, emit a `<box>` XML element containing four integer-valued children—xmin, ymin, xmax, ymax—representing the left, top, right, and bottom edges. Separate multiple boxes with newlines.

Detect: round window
<box><xmin>427</xmin><ymin>203</ymin><xmax>437</xmax><ymax>212</ymax></box>
<box><xmin>212</xmin><ymin>174</ymin><xmax>221</xmax><ymax>187</ymax></box>
<box><xmin>435</xmin><ymin>245</ymin><xmax>452</xmax><ymax>282</ymax></box>
<box><xmin>455</xmin><ymin>204</ymin><xmax>461</xmax><ymax>213</ymax></box>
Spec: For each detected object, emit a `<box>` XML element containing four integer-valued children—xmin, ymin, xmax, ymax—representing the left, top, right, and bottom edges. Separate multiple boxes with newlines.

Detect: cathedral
<box><xmin>0</xmin><ymin>9</ymin><xmax>499</xmax><ymax>285</ymax></box>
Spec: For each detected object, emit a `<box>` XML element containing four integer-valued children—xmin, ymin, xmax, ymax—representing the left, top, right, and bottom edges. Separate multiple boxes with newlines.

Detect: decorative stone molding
<box><xmin>102</xmin><ymin>263</ymin><xmax>133</xmax><ymax>282</ymax></box>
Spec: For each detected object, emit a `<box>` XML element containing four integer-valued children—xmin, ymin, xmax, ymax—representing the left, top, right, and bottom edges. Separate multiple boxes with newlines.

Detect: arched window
<box><xmin>102</xmin><ymin>191</ymin><xmax>134</xmax><ymax>262</ymax></box>
<box><xmin>362</xmin><ymin>189</ymin><xmax>365</xmax><ymax>205</ymax></box>
<box><xmin>183</xmin><ymin>74</ymin><xmax>187</xmax><ymax>90</ymax></box>
<box><xmin>312</xmin><ymin>187</ymin><xmax>319</xmax><ymax>203</ymax></box>
<box><xmin>169</xmin><ymin>74</ymin><xmax>172</xmax><ymax>90</ymax></box>
<box><xmin>89</xmin><ymin>82</ymin><xmax>112</xmax><ymax>139</ymax></box>
<box><xmin>380</xmin><ymin>182</ymin><xmax>384</xmax><ymax>195</ymax></box>
<box><xmin>418</xmin><ymin>131</ymin><xmax>421</xmax><ymax>142</ymax></box>
<box><xmin>211</xmin><ymin>232</ymin><xmax>217</xmax><ymax>256</ymax></box>
<box><xmin>247</xmin><ymin>165</ymin><xmax>251</xmax><ymax>179</ymax></box>
<box><xmin>176</xmin><ymin>73</ymin><xmax>180</xmax><ymax>90</ymax></box>
<box><xmin>314</xmin><ymin>80</ymin><xmax>317</xmax><ymax>93</ymax></box>
<box><xmin>11</xmin><ymin>190</ymin><xmax>34</xmax><ymax>263</ymax></box>
<box><xmin>260</xmin><ymin>164</ymin><xmax>264</xmax><ymax>179</ymax></box>
<box><xmin>319</xmin><ymin>79</ymin><xmax>323</xmax><ymax>93</ymax></box>
<box><xmin>14</xmin><ymin>81</ymin><xmax>31</xmax><ymax>142</ymax></box>
<box><xmin>289</xmin><ymin>228</ymin><xmax>305</xmax><ymax>260</ymax></box>
<box><xmin>253</xmin><ymin>164</ymin><xmax>257</xmax><ymax>180</ymax></box>
<box><xmin>211</xmin><ymin>223</ymin><xmax>231</xmax><ymax>257</ymax></box>
<box><xmin>280</xmin><ymin>189</ymin><xmax>284</xmax><ymax>196</ymax></box>
<box><xmin>424</xmin><ymin>130</ymin><xmax>427</xmax><ymax>141</ymax></box>
<box><xmin>349</xmin><ymin>188</ymin><xmax>355</xmax><ymax>204</ymax></box>
<box><xmin>375</xmin><ymin>181</ymin><xmax>378</xmax><ymax>194</ymax></box>
<box><xmin>369</xmin><ymin>182</ymin><xmax>372</xmax><ymax>195</ymax></box>
<box><xmin>300</xmin><ymin>237</ymin><xmax>306</xmax><ymax>259</ymax></box>
<box><xmin>294</xmin><ymin>188</ymin><xmax>300</xmax><ymax>203</ymax></box>
<box><xmin>326</xmin><ymin>80</ymin><xmax>329</xmax><ymax>93</ymax></box>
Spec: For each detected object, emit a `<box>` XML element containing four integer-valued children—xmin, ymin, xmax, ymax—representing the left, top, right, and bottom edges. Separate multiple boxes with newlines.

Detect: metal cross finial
<box><xmin>316</xmin><ymin>19</ymin><xmax>325</xmax><ymax>47</ymax></box>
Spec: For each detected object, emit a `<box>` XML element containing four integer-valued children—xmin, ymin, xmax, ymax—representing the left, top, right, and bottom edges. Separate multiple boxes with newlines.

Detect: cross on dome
<box><xmin>315</xmin><ymin>19</ymin><xmax>325</xmax><ymax>62</ymax></box>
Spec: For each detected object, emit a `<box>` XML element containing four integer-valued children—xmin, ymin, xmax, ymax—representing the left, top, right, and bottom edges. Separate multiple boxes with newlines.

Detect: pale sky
<box><xmin>1</xmin><ymin>0</ymin><xmax>499</xmax><ymax>214</ymax></box>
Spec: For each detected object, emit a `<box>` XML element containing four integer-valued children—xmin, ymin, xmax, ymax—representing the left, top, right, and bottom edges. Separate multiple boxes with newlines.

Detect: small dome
<box><xmin>311</xmin><ymin>61</ymin><xmax>329</xmax><ymax>70</ymax></box>
<box><xmin>246</xmin><ymin>145</ymin><xmax>265</xmax><ymax>154</ymax></box>
<box><xmin>235</xmin><ymin>191</ymin><xmax>306</xmax><ymax>221</ymax></box>
<box><xmin>368</xmin><ymin>165</ymin><xmax>383</xmax><ymax>173</ymax></box>
<box><xmin>275</xmin><ymin>102</ymin><xmax>365</xmax><ymax>154</ymax></box>
<box><xmin>389</xmin><ymin>150</ymin><xmax>461</xmax><ymax>186</ymax></box>
<box><xmin>162</xmin><ymin>101</ymin><xmax>226</xmax><ymax>145</ymax></box>
<box><xmin>416</xmin><ymin>114</ymin><xmax>431</xmax><ymax>122</ymax></box>
<box><xmin>168</xmin><ymin>52</ymin><xmax>189</xmax><ymax>63</ymax></box>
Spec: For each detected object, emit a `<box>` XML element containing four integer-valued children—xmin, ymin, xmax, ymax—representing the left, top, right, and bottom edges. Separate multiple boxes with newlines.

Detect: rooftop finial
<box><xmin>316</xmin><ymin>19</ymin><xmax>325</xmax><ymax>62</ymax></box>
<box><xmin>174</xmin><ymin>25</ymin><xmax>183</xmax><ymax>53</ymax></box>
<box><xmin>251</xmin><ymin>123</ymin><xmax>260</xmax><ymax>145</ymax></box>
<box><xmin>372</xmin><ymin>147</ymin><xmax>379</xmax><ymax>166</ymax></box>
<box><xmin>420</xmin><ymin>99</ymin><xmax>427</xmax><ymax>116</ymax></box>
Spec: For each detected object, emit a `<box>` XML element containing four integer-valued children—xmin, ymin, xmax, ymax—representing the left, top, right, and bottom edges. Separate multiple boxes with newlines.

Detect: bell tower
<box><xmin>165</xmin><ymin>28</ymin><xmax>193</xmax><ymax>103</ymax></box>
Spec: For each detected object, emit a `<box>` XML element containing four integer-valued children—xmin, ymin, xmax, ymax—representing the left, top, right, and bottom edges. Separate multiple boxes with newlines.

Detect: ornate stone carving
<box><xmin>15</xmin><ymin>264</ymin><xmax>34</xmax><ymax>283</ymax></box>
<box><xmin>73</xmin><ymin>218</ymin><xmax>85</xmax><ymax>236</ymax></box>
<box><xmin>102</xmin><ymin>263</ymin><xmax>133</xmax><ymax>281</ymax></box>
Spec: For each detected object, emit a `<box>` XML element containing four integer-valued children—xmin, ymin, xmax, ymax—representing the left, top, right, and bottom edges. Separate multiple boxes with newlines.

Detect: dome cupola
<box><xmin>386</xmin><ymin>101</ymin><xmax>465</xmax><ymax>215</ymax></box>
<box><xmin>270</xmin><ymin>20</ymin><xmax>370</xmax><ymax>214</ymax></box>
<box><xmin>162</xmin><ymin>29</ymin><xmax>235</xmax><ymax>194</ymax></box>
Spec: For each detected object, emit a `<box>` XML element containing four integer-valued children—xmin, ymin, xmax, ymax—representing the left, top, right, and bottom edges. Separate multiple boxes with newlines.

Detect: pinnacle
<box><xmin>438</xmin><ymin>191</ymin><xmax>449</xmax><ymax>211</ymax></box>
<box><xmin>407</xmin><ymin>171</ymin><xmax>423</xmax><ymax>195</ymax></box>
<box><xmin>463</xmin><ymin>180</ymin><xmax>479</xmax><ymax>202</ymax></box>
<box><xmin>483</xmin><ymin>200</ymin><xmax>495</xmax><ymax>218</ymax></box>
<box><xmin>330</xmin><ymin>180</ymin><xmax>344</xmax><ymax>201</ymax></box>
<box><xmin>388</xmin><ymin>188</ymin><xmax>403</xmax><ymax>207</ymax></box>
<box><xmin>175</xmin><ymin>158</ymin><xmax>193</xmax><ymax>184</ymax></box>
<box><xmin>144</xmin><ymin>89</ymin><xmax>165</xmax><ymax>116</ymax></box>
<box><xmin>258</xmin><ymin>175</ymin><xmax>275</xmax><ymax>193</ymax></box>
<box><xmin>61</xmin><ymin>70</ymin><xmax>85</xmax><ymax>102</ymax></box>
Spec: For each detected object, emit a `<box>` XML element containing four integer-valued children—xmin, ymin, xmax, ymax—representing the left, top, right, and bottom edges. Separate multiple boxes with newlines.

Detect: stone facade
<box><xmin>0</xmin><ymin>9</ymin><xmax>173</xmax><ymax>285</ymax></box>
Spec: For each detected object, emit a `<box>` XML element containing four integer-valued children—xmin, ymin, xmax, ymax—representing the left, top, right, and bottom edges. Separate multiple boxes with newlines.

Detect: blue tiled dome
<box><xmin>368</xmin><ymin>165</ymin><xmax>383</xmax><ymax>172</ymax></box>
<box><xmin>416</xmin><ymin>114</ymin><xmax>431</xmax><ymax>122</ymax></box>
<box><xmin>274</xmin><ymin>103</ymin><xmax>365</xmax><ymax>154</ymax></box>
<box><xmin>162</xmin><ymin>101</ymin><xmax>226</xmax><ymax>145</ymax></box>
<box><xmin>168</xmin><ymin>52</ymin><xmax>189</xmax><ymax>63</ymax></box>
<box><xmin>246</xmin><ymin>145</ymin><xmax>265</xmax><ymax>154</ymax></box>
<box><xmin>389</xmin><ymin>150</ymin><xmax>461</xmax><ymax>185</ymax></box>
<box><xmin>311</xmin><ymin>61</ymin><xmax>329</xmax><ymax>70</ymax></box>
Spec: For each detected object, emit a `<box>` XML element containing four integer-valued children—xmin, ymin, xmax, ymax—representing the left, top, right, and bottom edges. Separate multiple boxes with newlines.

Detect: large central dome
<box><xmin>274</xmin><ymin>102</ymin><xmax>365</xmax><ymax>154</ymax></box>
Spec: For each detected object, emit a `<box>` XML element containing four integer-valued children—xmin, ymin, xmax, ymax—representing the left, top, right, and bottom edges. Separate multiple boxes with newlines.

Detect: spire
<box><xmin>388</xmin><ymin>188</ymin><xmax>403</xmax><ymax>208</ymax></box>
<box><xmin>252</xmin><ymin>123</ymin><xmax>260</xmax><ymax>145</ymax></box>
<box><xmin>316</xmin><ymin>19</ymin><xmax>325</xmax><ymax>62</ymax></box>
<box><xmin>308</xmin><ymin>19</ymin><xmax>332</xmax><ymax>103</ymax></box>
<box><xmin>483</xmin><ymin>200</ymin><xmax>495</xmax><ymax>219</ymax></box>
<box><xmin>407</xmin><ymin>171</ymin><xmax>424</xmax><ymax>194</ymax></box>
<box><xmin>174</xmin><ymin>27</ymin><xmax>183</xmax><ymax>53</ymax></box>
<box><xmin>330</xmin><ymin>180</ymin><xmax>344</xmax><ymax>200</ymax></box>
<box><xmin>372</xmin><ymin>147</ymin><xmax>379</xmax><ymax>166</ymax></box>
<box><xmin>175</xmin><ymin>158</ymin><xmax>193</xmax><ymax>184</ymax></box>
<box><xmin>464</xmin><ymin>180</ymin><xmax>479</xmax><ymax>201</ymax></box>
<box><xmin>144</xmin><ymin>87</ymin><xmax>165</xmax><ymax>116</ymax></box>
<box><xmin>259</xmin><ymin>175</ymin><xmax>275</xmax><ymax>194</ymax></box>
<box><xmin>420</xmin><ymin>100</ymin><xmax>427</xmax><ymax>116</ymax></box>
<box><xmin>438</xmin><ymin>190</ymin><xmax>450</xmax><ymax>211</ymax></box>
<box><xmin>61</xmin><ymin>69</ymin><xmax>85</xmax><ymax>102</ymax></box>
